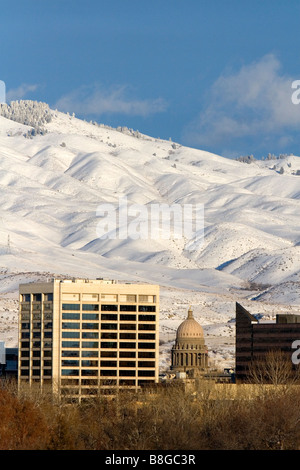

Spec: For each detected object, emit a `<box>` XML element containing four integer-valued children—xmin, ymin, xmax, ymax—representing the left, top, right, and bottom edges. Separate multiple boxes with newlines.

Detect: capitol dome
<box><xmin>171</xmin><ymin>306</ymin><xmax>208</xmax><ymax>372</ymax></box>
<box><xmin>176</xmin><ymin>307</ymin><xmax>204</xmax><ymax>339</ymax></box>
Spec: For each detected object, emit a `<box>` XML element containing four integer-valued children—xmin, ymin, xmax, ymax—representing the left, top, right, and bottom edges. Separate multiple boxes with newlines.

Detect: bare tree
<box><xmin>248</xmin><ymin>349</ymin><xmax>300</xmax><ymax>388</ymax></box>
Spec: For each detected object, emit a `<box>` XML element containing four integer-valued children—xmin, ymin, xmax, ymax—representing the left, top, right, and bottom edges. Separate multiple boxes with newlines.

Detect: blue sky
<box><xmin>1</xmin><ymin>0</ymin><xmax>300</xmax><ymax>159</ymax></box>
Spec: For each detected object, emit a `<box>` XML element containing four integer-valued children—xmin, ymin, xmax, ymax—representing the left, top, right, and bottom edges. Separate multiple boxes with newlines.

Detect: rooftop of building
<box><xmin>236</xmin><ymin>303</ymin><xmax>300</xmax><ymax>325</ymax></box>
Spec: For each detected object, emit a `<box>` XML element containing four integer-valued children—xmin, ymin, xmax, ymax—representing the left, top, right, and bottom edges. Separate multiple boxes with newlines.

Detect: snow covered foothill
<box><xmin>0</xmin><ymin>101</ymin><xmax>299</xmax><ymax>370</ymax></box>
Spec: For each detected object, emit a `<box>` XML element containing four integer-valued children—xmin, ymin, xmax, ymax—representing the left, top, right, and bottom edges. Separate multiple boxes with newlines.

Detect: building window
<box><xmin>62</xmin><ymin>304</ymin><xmax>80</xmax><ymax>311</ymax></box>
<box><xmin>139</xmin><ymin>324</ymin><xmax>155</xmax><ymax>330</ymax></box>
<box><xmin>119</xmin><ymin>370</ymin><xmax>136</xmax><ymax>376</ymax></box>
<box><xmin>61</xmin><ymin>369</ymin><xmax>79</xmax><ymax>376</ymax></box>
<box><xmin>138</xmin><ymin>342</ymin><xmax>155</xmax><ymax>349</ymax></box>
<box><xmin>100</xmin><ymin>370</ymin><xmax>117</xmax><ymax>376</ymax></box>
<box><xmin>120</xmin><ymin>351</ymin><xmax>136</xmax><ymax>358</ymax></box>
<box><xmin>61</xmin><ymin>341</ymin><xmax>80</xmax><ymax>348</ymax></box>
<box><xmin>33</xmin><ymin>294</ymin><xmax>42</xmax><ymax>302</ymax></box>
<box><xmin>120</xmin><ymin>305</ymin><xmax>136</xmax><ymax>312</ymax></box>
<box><xmin>120</xmin><ymin>333</ymin><xmax>136</xmax><ymax>340</ymax></box>
<box><xmin>82</xmin><ymin>304</ymin><xmax>99</xmax><ymax>311</ymax></box>
<box><xmin>82</xmin><ymin>360</ymin><xmax>98</xmax><ymax>367</ymax></box>
<box><xmin>100</xmin><ymin>360</ymin><xmax>117</xmax><ymax>367</ymax></box>
<box><xmin>101</xmin><ymin>314</ymin><xmax>118</xmax><ymax>321</ymax></box>
<box><xmin>120</xmin><ymin>342</ymin><xmax>136</xmax><ymax>349</ymax></box>
<box><xmin>101</xmin><ymin>332</ymin><xmax>117</xmax><ymax>339</ymax></box>
<box><xmin>82</xmin><ymin>341</ymin><xmax>99</xmax><ymax>348</ymax></box>
<box><xmin>144</xmin><ymin>350</ymin><xmax>157</xmax><ymax>358</ymax></box>
<box><xmin>138</xmin><ymin>333</ymin><xmax>156</xmax><ymax>340</ymax></box>
<box><xmin>101</xmin><ymin>323</ymin><xmax>117</xmax><ymax>330</ymax></box>
<box><xmin>82</xmin><ymin>369</ymin><xmax>98</xmax><ymax>376</ymax></box>
<box><xmin>82</xmin><ymin>332</ymin><xmax>99</xmax><ymax>339</ymax></box>
<box><xmin>138</xmin><ymin>361</ymin><xmax>155</xmax><ymax>368</ymax></box>
<box><xmin>138</xmin><ymin>315</ymin><xmax>156</xmax><ymax>322</ymax></box>
<box><xmin>62</xmin><ymin>312</ymin><xmax>80</xmax><ymax>320</ymax></box>
<box><xmin>21</xmin><ymin>350</ymin><xmax>30</xmax><ymax>357</ymax></box>
<box><xmin>82</xmin><ymin>350</ymin><xmax>98</xmax><ymax>357</ymax></box>
<box><xmin>101</xmin><ymin>342</ymin><xmax>117</xmax><ymax>349</ymax></box>
<box><xmin>120</xmin><ymin>323</ymin><xmax>136</xmax><ymax>330</ymax></box>
<box><xmin>62</xmin><ymin>322</ymin><xmax>80</xmax><ymax>329</ymax></box>
<box><xmin>62</xmin><ymin>332</ymin><xmax>80</xmax><ymax>339</ymax></box>
<box><xmin>62</xmin><ymin>360</ymin><xmax>79</xmax><ymax>367</ymax></box>
<box><xmin>62</xmin><ymin>350</ymin><xmax>79</xmax><ymax>357</ymax></box>
<box><xmin>101</xmin><ymin>351</ymin><xmax>117</xmax><ymax>358</ymax></box>
<box><xmin>119</xmin><ymin>361</ymin><xmax>136</xmax><ymax>368</ymax></box>
<box><xmin>120</xmin><ymin>314</ymin><xmax>136</xmax><ymax>321</ymax></box>
<box><xmin>82</xmin><ymin>313</ymin><xmax>99</xmax><ymax>320</ymax></box>
<box><xmin>138</xmin><ymin>306</ymin><xmax>156</xmax><ymax>312</ymax></box>
<box><xmin>138</xmin><ymin>370</ymin><xmax>155</xmax><ymax>377</ymax></box>
<box><xmin>101</xmin><ymin>305</ymin><xmax>118</xmax><ymax>311</ymax></box>
<box><xmin>82</xmin><ymin>323</ymin><xmax>99</xmax><ymax>330</ymax></box>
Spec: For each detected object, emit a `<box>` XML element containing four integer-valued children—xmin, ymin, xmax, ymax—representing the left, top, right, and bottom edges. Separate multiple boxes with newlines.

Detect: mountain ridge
<box><xmin>0</xmin><ymin>100</ymin><xmax>299</xmax><ymax>367</ymax></box>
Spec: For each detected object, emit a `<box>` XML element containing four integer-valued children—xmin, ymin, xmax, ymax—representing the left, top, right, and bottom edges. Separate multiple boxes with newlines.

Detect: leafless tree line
<box><xmin>1</xmin><ymin>352</ymin><xmax>300</xmax><ymax>450</ymax></box>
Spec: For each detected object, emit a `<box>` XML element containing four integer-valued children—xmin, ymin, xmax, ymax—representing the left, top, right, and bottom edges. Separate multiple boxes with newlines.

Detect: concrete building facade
<box><xmin>18</xmin><ymin>278</ymin><xmax>159</xmax><ymax>401</ymax></box>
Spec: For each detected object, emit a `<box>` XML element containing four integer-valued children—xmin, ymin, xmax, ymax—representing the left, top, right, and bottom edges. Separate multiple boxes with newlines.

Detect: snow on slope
<box><xmin>0</xmin><ymin>103</ymin><xmax>299</xmax><ymax>370</ymax></box>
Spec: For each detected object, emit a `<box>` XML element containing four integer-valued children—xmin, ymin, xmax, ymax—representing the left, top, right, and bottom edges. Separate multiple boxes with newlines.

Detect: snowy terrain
<box><xmin>0</xmin><ymin>101</ymin><xmax>300</xmax><ymax>371</ymax></box>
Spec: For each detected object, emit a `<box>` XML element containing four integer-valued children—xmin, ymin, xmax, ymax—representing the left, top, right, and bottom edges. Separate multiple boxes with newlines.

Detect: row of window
<box><xmin>20</xmin><ymin>370</ymin><xmax>52</xmax><ymax>376</ymax></box>
<box><xmin>60</xmin><ymin>378</ymin><xmax>155</xmax><ymax>387</ymax></box>
<box><xmin>62</xmin><ymin>350</ymin><xmax>154</xmax><ymax>358</ymax></box>
<box><xmin>62</xmin><ymin>304</ymin><xmax>156</xmax><ymax>312</ymax></box>
<box><xmin>22</xmin><ymin>294</ymin><xmax>53</xmax><ymax>302</ymax></box>
<box><xmin>21</xmin><ymin>360</ymin><xmax>52</xmax><ymax>367</ymax></box>
<box><xmin>61</xmin><ymin>341</ymin><xmax>156</xmax><ymax>349</ymax></box>
<box><xmin>61</xmin><ymin>360</ymin><xmax>155</xmax><ymax>368</ymax></box>
<box><xmin>21</xmin><ymin>322</ymin><xmax>52</xmax><ymax>329</ymax></box>
<box><xmin>62</xmin><ymin>322</ymin><xmax>155</xmax><ymax>330</ymax></box>
<box><xmin>22</xmin><ymin>294</ymin><xmax>156</xmax><ymax>303</ymax></box>
<box><xmin>62</xmin><ymin>313</ymin><xmax>156</xmax><ymax>321</ymax></box>
<box><xmin>21</xmin><ymin>341</ymin><xmax>52</xmax><ymax>349</ymax></box>
<box><xmin>61</xmin><ymin>369</ymin><xmax>155</xmax><ymax>377</ymax></box>
<box><xmin>61</xmin><ymin>332</ymin><xmax>155</xmax><ymax>339</ymax></box>
<box><xmin>20</xmin><ymin>350</ymin><xmax>52</xmax><ymax>358</ymax></box>
<box><xmin>21</xmin><ymin>332</ymin><xmax>52</xmax><ymax>339</ymax></box>
<box><xmin>20</xmin><ymin>313</ymin><xmax>156</xmax><ymax>322</ymax></box>
<box><xmin>20</xmin><ymin>352</ymin><xmax>154</xmax><ymax>363</ymax></box>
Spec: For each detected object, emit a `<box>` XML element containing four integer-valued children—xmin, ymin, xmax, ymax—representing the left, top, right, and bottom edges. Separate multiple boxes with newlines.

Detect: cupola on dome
<box><xmin>176</xmin><ymin>307</ymin><xmax>204</xmax><ymax>339</ymax></box>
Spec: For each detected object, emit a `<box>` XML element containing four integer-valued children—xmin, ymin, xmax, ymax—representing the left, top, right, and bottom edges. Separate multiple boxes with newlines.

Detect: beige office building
<box><xmin>18</xmin><ymin>278</ymin><xmax>159</xmax><ymax>402</ymax></box>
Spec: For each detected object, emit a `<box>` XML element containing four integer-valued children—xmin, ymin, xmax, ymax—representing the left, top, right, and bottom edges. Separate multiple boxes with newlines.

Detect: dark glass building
<box><xmin>235</xmin><ymin>302</ymin><xmax>300</xmax><ymax>383</ymax></box>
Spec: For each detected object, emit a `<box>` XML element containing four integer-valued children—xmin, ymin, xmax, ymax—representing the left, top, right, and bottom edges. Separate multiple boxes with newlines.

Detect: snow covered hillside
<box><xmin>0</xmin><ymin>100</ymin><xmax>300</xmax><ymax>370</ymax></box>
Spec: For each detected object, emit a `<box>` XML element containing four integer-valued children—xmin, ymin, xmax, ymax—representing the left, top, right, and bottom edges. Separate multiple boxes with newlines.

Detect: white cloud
<box><xmin>55</xmin><ymin>84</ymin><xmax>168</xmax><ymax>118</ymax></box>
<box><xmin>6</xmin><ymin>83</ymin><xmax>39</xmax><ymax>102</ymax></box>
<box><xmin>183</xmin><ymin>54</ymin><xmax>300</xmax><ymax>152</ymax></box>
